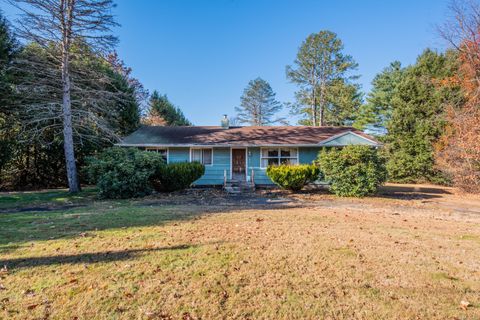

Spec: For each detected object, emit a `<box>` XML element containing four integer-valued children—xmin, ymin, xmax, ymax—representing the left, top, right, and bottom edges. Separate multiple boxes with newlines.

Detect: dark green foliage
<box><xmin>286</xmin><ymin>30</ymin><xmax>361</xmax><ymax>126</ymax></box>
<box><xmin>0</xmin><ymin>11</ymin><xmax>17</xmax><ymax>181</ymax></box>
<box><xmin>85</xmin><ymin>147</ymin><xmax>165</xmax><ymax>199</ymax></box>
<box><xmin>317</xmin><ymin>146</ymin><xmax>387</xmax><ymax>197</ymax></box>
<box><xmin>106</xmin><ymin>69</ymin><xmax>141</xmax><ymax>136</ymax></box>
<box><xmin>266</xmin><ymin>164</ymin><xmax>320</xmax><ymax>191</ymax></box>
<box><xmin>383</xmin><ymin>50</ymin><xmax>462</xmax><ymax>183</ymax></box>
<box><xmin>235</xmin><ymin>77</ymin><xmax>284</xmax><ymax>125</ymax></box>
<box><xmin>355</xmin><ymin>61</ymin><xmax>404</xmax><ymax>132</ymax></box>
<box><xmin>152</xmin><ymin>162</ymin><xmax>205</xmax><ymax>192</ymax></box>
<box><xmin>146</xmin><ymin>91</ymin><xmax>192</xmax><ymax>126</ymax></box>
<box><xmin>0</xmin><ymin>41</ymin><xmax>143</xmax><ymax>190</ymax></box>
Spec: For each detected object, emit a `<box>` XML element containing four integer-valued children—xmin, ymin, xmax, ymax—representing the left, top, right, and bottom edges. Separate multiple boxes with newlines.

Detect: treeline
<box><xmin>0</xmin><ymin>4</ymin><xmax>190</xmax><ymax>191</ymax></box>
<box><xmin>234</xmin><ymin>1</ymin><xmax>479</xmax><ymax>192</ymax></box>
<box><xmin>1</xmin><ymin>0</ymin><xmax>479</xmax><ymax>193</ymax></box>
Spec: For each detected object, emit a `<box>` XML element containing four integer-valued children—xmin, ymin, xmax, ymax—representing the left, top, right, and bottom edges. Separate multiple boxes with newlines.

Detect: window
<box><xmin>261</xmin><ymin>148</ymin><xmax>298</xmax><ymax>168</ymax></box>
<box><xmin>145</xmin><ymin>147</ymin><xmax>168</xmax><ymax>162</ymax></box>
<box><xmin>191</xmin><ymin>148</ymin><xmax>213</xmax><ymax>165</ymax></box>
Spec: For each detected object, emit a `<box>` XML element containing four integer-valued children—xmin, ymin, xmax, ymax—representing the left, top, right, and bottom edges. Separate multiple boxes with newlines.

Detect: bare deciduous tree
<box><xmin>8</xmin><ymin>0</ymin><xmax>120</xmax><ymax>192</ymax></box>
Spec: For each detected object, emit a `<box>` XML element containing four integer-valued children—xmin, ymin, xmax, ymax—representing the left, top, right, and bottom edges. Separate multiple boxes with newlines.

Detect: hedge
<box><xmin>152</xmin><ymin>162</ymin><xmax>205</xmax><ymax>192</ymax></box>
<box><xmin>266</xmin><ymin>164</ymin><xmax>320</xmax><ymax>191</ymax></box>
<box><xmin>85</xmin><ymin>147</ymin><xmax>164</xmax><ymax>199</ymax></box>
<box><xmin>316</xmin><ymin>145</ymin><xmax>387</xmax><ymax>197</ymax></box>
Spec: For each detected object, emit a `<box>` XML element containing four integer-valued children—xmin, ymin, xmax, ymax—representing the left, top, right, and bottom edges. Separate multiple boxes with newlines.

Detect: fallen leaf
<box><xmin>460</xmin><ymin>300</ymin><xmax>470</xmax><ymax>310</ymax></box>
<box><xmin>23</xmin><ymin>289</ymin><xmax>35</xmax><ymax>297</ymax></box>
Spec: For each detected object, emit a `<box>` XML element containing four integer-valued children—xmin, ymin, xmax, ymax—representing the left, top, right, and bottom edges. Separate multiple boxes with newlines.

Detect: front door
<box><xmin>232</xmin><ymin>149</ymin><xmax>246</xmax><ymax>181</ymax></box>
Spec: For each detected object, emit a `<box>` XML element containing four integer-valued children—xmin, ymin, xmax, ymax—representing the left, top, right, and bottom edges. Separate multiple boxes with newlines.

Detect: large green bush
<box><xmin>317</xmin><ymin>145</ymin><xmax>387</xmax><ymax>197</ymax></box>
<box><xmin>85</xmin><ymin>147</ymin><xmax>164</xmax><ymax>199</ymax></box>
<box><xmin>152</xmin><ymin>162</ymin><xmax>205</xmax><ymax>192</ymax></box>
<box><xmin>266</xmin><ymin>164</ymin><xmax>320</xmax><ymax>191</ymax></box>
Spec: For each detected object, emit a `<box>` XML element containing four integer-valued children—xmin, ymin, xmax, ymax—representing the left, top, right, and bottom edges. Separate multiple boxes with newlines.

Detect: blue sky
<box><xmin>2</xmin><ymin>0</ymin><xmax>451</xmax><ymax>125</ymax></box>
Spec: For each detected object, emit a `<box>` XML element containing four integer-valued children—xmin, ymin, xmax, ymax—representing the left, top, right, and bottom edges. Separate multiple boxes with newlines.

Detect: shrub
<box><xmin>85</xmin><ymin>147</ymin><xmax>164</xmax><ymax>199</ymax></box>
<box><xmin>266</xmin><ymin>164</ymin><xmax>320</xmax><ymax>191</ymax></box>
<box><xmin>317</xmin><ymin>145</ymin><xmax>387</xmax><ymax>197</ymax></box>
<box><xmin>152</xmin><ymin>162</ymin><xmax>205</xmax><ymax>192</ymax></box>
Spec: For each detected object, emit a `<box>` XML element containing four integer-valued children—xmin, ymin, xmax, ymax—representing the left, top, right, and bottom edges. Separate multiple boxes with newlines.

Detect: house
<box><xmin>118</xmin><ymin>118</ymin><xmax>379</xmax><ymax>186</ymax></box>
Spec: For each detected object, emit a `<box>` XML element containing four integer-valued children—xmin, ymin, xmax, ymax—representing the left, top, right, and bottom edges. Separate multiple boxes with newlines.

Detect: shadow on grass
<box><xmin>0</xmin><ymin>190</ymin><xmax>307</xmax><ymax>248</ymax></box>
<box><xmin>376</xmin><ymin>184</ymin><xmax>451</xmax><ymax>200</ymax></box>
<box><xmin>0</xmin><ymin>244</ymin><xmax>198</xmax><ymax>270</ymax></box>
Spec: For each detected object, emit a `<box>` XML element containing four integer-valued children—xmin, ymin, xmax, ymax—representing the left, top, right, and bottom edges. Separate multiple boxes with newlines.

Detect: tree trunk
<box><xmin>61</xmin><ymin>0</ymin><xmax>80</xmax><ymax>193</ymax></box>
<box><xmin>312</xmin><ymin>88</ymin><xmax>317</xmax><ymax>126</ymax></box>
<box><xmin>319</xmin><ymin>84</ymin><xmax>325</xmax><ymax>126</ymax></box>
<box><xmin>61</xmin><ymin>51</ymin><xmax>80</xmax><ymax>193</ymax></box>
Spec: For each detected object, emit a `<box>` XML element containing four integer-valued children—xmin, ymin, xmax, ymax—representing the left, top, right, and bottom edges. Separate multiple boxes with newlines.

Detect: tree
<box><xmin>143</xmin><ymin>91</ymin><xmax>192</xmax><ymax>126</ymax></box>
<box><xmin>8</xmin><ymin>0</ymin><xmax>120</xmax><ymax>193</ymax></box>
<box><xmin>436</xmin><ymin>0</ymin><xmax>480</xmax><ymax>192</ymax></box>
<box><xmin>106</xmin><ymin>52</ymin><xmax>146</xmax><ymax>135</ymax></box>
<box><xmin>384</xmin><ymin>49</ymin><xmax>461</xmax><ymax>183</ymax></box>
<box><xmin>286</xmin><ymin>30</ymin><xmax>359</xmax><ymax>126</ymax></box>
<box><xmin>1</xmin><ymin>42</ymin><xmax>143</xmax><ymax>190</ymax></box>
<box><xmin>355</xmin><ymin>61</ymin><xmax>404</xmax><ymax>131</ymax></box>
<box><xmin>0</xmin><ymin>11</ymin><xmax>17</xmax><ymax>180</ymax></box>
<box><xmin>234</xmin><ymin>77</ymin><xmax>283</xmax><ymax>126</ymax></box>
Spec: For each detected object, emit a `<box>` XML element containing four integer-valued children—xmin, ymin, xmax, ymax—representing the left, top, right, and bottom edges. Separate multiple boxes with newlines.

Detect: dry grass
<box><xmin>0</xmin><ymin>184</ymin><xmax>480</xmax><ymax>319</ymax></box>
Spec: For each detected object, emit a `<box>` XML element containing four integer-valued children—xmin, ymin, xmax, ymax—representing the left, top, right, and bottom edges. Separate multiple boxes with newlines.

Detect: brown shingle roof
<box><xmin>119</xmin><ymin>125</ymin><xmax>378</xmax><ymax>147</ymax></box>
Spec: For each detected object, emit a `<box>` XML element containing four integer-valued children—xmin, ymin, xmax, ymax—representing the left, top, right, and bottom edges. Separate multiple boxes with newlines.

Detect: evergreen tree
<box><xmin>144</xmin><ymin>91</ymin><xmax>192</xmax><ymax>126</ymax></box>
<box><xmin>235</xmin><ymin>77</ymin><xmax>283</xmax><ymax>126</ymax></box>
<box><xmin>9</xmin><ymin>0</ymin><xmax>119</xmax><ymax>193</ymax></box>
<box><xmin>0</xmin><ymin>11</ymin><xmax>17</xmax><ymax>181</ymax></box>
<box><xmin>1</xmin><ymin>43</ymin><xmax>144</xmax><ymax>190</ymax></box>
<box><xmin>384</xmin><ymin>49</ymin><xmax>461</xmax><ymax>183</ymax></box>
<box><xmin>286</xmin><ymin>30</ymin><xmax>360</xmax><ymax>126</ymax></box>
<box><xmin>355</xmin><ymin>61</ymin><xmax>404</xmax><ymax>131</ymax></box>
<box><xmin>106</xmin><ymin>52</ymin><xmax>144</xmax><ymax>136</ymax></box>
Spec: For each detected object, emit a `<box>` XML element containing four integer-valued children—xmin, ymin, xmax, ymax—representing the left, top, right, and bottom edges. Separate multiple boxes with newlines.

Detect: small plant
<box><xmin>266</xmin><ymin>164</ymin><xmax>320</xmax><ymax>191</ymax></box>
<box><xmin>317</xmin><ymin>145</ymin><xmax>387</xmax><ymax>197</ymax></box>
<box><xmin>85</xmin><ymin>147</ymin><xmax>164</xmax><ymax>199</ymax></box>
<box><xmin>152</xmin><ymin>162</ymin><xmax>205</xmax><ymax>192</ymax></box>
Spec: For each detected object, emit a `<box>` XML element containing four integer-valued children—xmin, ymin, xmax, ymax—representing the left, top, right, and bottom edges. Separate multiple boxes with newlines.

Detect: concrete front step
<box><xmin>224</xmin><ymin>180</ymin><xmax>255</xmax><ymax>194</ymax></box>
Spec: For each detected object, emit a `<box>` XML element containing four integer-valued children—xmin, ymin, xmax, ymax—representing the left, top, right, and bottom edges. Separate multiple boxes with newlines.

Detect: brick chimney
<box><xmin>221</xmin><ymin>114</ymin><xmax>229</xmax><ymax>129</ymax></box>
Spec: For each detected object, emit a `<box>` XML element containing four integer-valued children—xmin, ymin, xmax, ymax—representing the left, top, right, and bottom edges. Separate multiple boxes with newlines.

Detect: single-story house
<box><xmin>117</xmin><ymin>121</ymin><xmax>379</xmax><ymax>186</ymax></box>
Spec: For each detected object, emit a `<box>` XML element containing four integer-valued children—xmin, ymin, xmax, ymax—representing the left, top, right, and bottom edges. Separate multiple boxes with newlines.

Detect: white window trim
<box><xmin>189</xmin><ymin>148</ymin><xmax>214</xmax><ymax>166</ymax></box>
<box><xmin>260</xmin><ymin>147</ymin><xmax>299</xmax><ymax>169</ymax></box>
<box><xmin>145</xmin><ymin>147</ymin><xmax>169</xmax><ymax>163</ymax></box>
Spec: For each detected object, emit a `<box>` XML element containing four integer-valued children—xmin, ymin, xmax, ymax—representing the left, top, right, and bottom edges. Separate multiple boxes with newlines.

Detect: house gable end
<box><xmin>318</xmin><ymin>131</ymin><xmax>378</xmax><ymax>147</ymax></box>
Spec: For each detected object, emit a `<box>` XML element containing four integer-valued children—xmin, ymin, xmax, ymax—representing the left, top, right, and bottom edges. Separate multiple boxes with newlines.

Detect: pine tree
<box><xmin>384</xmin><ymin>49</ymin><xmax>461</xmax><ymax>183</ymax></box>
<box><xmin>234</xmin><ymin>78</ymin><xmax>283</xmax><ymax>126</ymax></box>
<box><xmin>144</xmin><ymin>91</ymin><xmax>192</xmax><ymax>126</ymax></box>
<box><xmin>355</xmin><ymin>61</ymin><xmax>404</xmax><ymax>132</ymax></box>
<box><xmin>8</xmin><ymin>0</ymin><xmax>119</xmax><ymax>193</ymax></box>
<box><xmin>0</xmin><ymin>11</ymin><xmax>17</xmax><ymax>180</ymax></box>
<box><xmin>286</xmin><ymin>30</ymin><xmax>359</xmax><ymax>126</ymax></box>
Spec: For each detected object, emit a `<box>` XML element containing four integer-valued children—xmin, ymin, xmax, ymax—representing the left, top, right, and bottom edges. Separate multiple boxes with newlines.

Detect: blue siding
<box><xmin>299</xmin><ymin>147</ymin><xmax>321</xmax><ymax>164</ymax></box>
<box><xmin>168</xmin><ymin>148</ymin><xmax>189</xmax><ymax>163</ymax></box>
<box><xmin>247</xmin><ymin>147</ymin><xmax>322</xmax><ymax>185</ymax></box>
<box><xmin>169</xmin><ymin>147</ymin><xmax>230</xmax><ymax>185</ymax></box>
<box><xmin>247</xmin><ymin>147</ymin><xmax>272</xmax><ymax>185</ymax></box>
<box><xmin>194</xmin><ymin>147</ymin><xmax>230</xmax><ymax>185</ymax></box>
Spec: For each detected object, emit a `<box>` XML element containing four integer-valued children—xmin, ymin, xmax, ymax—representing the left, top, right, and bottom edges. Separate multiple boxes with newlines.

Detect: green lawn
<box><xmin>0</xmin><ymin>188</ymin><xmax>479</xmax><ymax>319</ymax></box>
<box><xmin>0</xmin><ymin>188</ymin><xmax>97</xmax><ymax>210</ymax></box>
